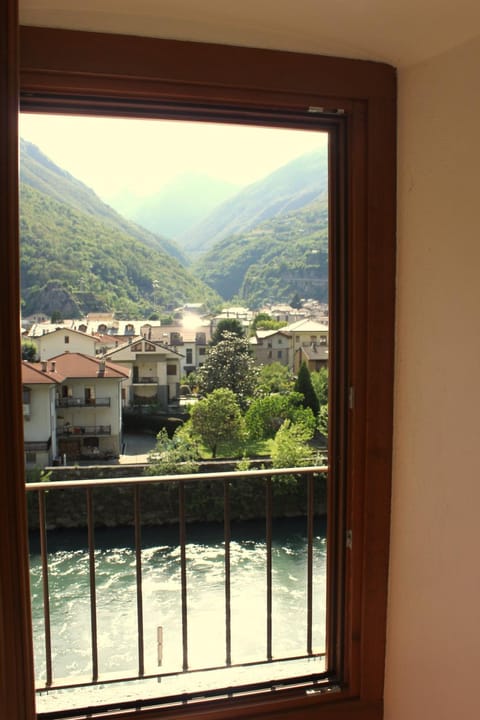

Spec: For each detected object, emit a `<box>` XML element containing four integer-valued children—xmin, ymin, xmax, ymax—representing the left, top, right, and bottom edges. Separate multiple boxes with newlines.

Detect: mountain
<box><xmin>107</xmin><ymin>173</ymin><xmax>240</xmax><ymax>240</ymax></box>
<box><xmin>20</xmin><ymin>139</ymin><xmax>187</xmax><ymax>265</ymax></box>
<box><xmin>194</xmin><ymin>198</ymin><xmax>328</xmax><ymax>308</ymax></box>
<box><xmin>19</xmin><ymin>148</ymin><xmax>222</xmax><ymax>318</ymax></box>
<box><xmin>181</xmin><ymin>147</ymin><xmax>328</xmax><ymax>255</ymax></box>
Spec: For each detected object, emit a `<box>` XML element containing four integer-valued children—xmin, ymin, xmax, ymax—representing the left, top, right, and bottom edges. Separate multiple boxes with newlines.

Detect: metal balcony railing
<box><xmin>132</xmin><ymin>376</ymin><xmax>159</xmax><ymax>384</ymax></box>
<box><xmin>24</xmin><ymin>439</ymin><xmax>51</xmax><ymax>452</ymax></box>
<box><xmin>58</xmin><ymin>424</ymin><xmax>111</xmax><ymax>437</ymax></box>
<box><xmin>56</xmin><ymin>397</ymin><xmax>111</xmax><ymax>408</ymax></box>
<box><xmin>26</xmin><ymin>466</ymin><xmax>328</xmax><ymax>715</ymax></box>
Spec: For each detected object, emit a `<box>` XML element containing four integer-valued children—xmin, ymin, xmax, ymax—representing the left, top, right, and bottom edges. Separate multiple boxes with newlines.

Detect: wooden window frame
<box><xmin>0</xmin><ymin>9</ymin><xmax>395</xmax><ymax>720</ymax></box>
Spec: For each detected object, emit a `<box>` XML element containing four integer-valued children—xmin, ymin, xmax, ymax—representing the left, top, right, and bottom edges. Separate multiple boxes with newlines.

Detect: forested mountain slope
<box><xmin>194</xmin><ymin>198</ymin><xmax>328</xmax><ymax>307</ymax></box>
<box><xmin>20</xmin><ymin>183</ymin><xmax>221</xmax><ymax>318</ymax></box>
<box><xmin>20</xmin><ymin>139</ymin><xmax>187</xmax><ymax>265</ymax></box>
<box><xmin>181</xmin><ymin>147</ymin><xmax>328</xmax><ymax>255</ymax></box>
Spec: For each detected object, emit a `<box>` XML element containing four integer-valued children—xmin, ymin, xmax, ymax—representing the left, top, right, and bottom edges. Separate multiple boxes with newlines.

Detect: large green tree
<box><xmin>245</xmin><ymin>392</ymin><xmax>315</xmax><ymax>440</ymax></box>
<box><xmin>210</xmin><ymin>318</ymin><xmax>245</xmax><ymax>345</ymax></box>
<box><xmin>271</xmin><ymin>419</ymin><xmax>315</xmax><ymax>469</ymax></box>
<box><xmin>310</xmin><ymin>367</ymin><xmax>329</xmax><ymax>407</ymax></box>
<box><xmin>256</xmin><ymin>362</ymin><xmax>295</xmax><ymax>395</ymax></box>
<box><xmin>197</xmin><ymin>332</ymin><xmax>258</xmax><ymax>409</ymax></box>
<box><xmin>189</xmin><ymin>388</ymin><xmax>244</xmax><ymax>458</ymax></box>
<box><xmin>294</xmin><ymin>362</ymin><xmax>319</xmax><ymax>415</ymax></box>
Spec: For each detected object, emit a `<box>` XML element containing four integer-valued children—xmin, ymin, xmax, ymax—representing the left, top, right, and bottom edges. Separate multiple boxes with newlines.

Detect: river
<box><xmin>29</xmin><ymin>517</ymin><xmax>327</xmax><ymax>713</ymax></box>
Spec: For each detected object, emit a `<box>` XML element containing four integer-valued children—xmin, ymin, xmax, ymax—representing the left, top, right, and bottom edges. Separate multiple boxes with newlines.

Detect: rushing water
<box><xmin>29</xmin><ymin>517</ymin><xmax>326</xmax><ymax>711</ymax></box>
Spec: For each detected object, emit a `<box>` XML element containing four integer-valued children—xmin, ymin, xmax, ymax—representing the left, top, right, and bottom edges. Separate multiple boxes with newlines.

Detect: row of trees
<box><xmin>146</xmin><ymin>330</ymin><xmax>328</xmax><ymax>474</ymax></box>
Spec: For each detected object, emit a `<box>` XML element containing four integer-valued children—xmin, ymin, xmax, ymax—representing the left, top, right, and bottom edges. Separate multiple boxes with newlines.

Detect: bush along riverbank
<box><xmin>26</xmin><ymin>462</ymin><xmax>327</xmax><ymax>530</ymax></box>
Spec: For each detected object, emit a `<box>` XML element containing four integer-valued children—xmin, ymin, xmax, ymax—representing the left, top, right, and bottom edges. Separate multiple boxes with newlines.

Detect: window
<box><xmin>1</xmin><ymin>23</ymin><xmax>395</xmax><ymax>720</ymax></box>
<box><xmin>167</xmin><ymin>364</ymin><xmax>177</xmax><ymax>376</ymax></box>
<box><xmin>64</xmin><ymin>335</ymin><xmax>69</xmax><ymax>344</ymax></box>
<box><xmin>186</xmin><ymin>348</ymin><xmax>193</xmax><ymax>364</ymax></box>
<box><xmin>23</xmin><ymin>386</ymin><xmax>31</xmax><ymax>419</ymax></box>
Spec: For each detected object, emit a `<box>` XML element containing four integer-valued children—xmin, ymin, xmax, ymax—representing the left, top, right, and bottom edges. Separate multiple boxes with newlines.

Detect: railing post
<box><xmin>224</xmin><ymin>478</ymin><xmax>231</xmax><ymax>666</ymax></box>
<box><xmin>86</xmin><ymin>488</ymin><xmax>99</xmax><ymax>682</ymax></box>
<box><xmin>179</xmin><ymin>482</ymin><xmax>188</xmax><ymax>671</ymax></box>
<box><xmin>38</xmin><ymin>489</ymin><xmax>53</xmax><ymax>687</ymax></box>
<box><xmin>265</xmin><ymin>476</ymin><xmax>273</xmax><ymax>661</ymax></box>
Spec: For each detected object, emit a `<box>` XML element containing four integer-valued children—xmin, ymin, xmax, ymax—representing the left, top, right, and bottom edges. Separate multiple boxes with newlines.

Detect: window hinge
<box><xmin>306</xmin><ymin>684</ymin><xmax>342</xmax><ymax>696</ymax></box>
<box><xmin>348</xmin><ymin>386</ymin><xmax>354</xmax><ymax>409</ymax></box>
<box><xmin>346</xmin><ymin>530</ymin><xmax>353</xmax><ymax>550</ymax></box>
<box><xmin>308</xmin><ymin>106</ymin><xmax>345</xmax><ymax>115</ymax></box>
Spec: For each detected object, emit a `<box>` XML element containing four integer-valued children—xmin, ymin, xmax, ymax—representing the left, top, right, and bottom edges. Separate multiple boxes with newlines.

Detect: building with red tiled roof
<box><xmin>22</xmin><ymin>361</ymin><xmax>60</xmax><ymax>467</ymax></box>
<box><xmin>23</xmin><ymin>353</ymin><xmax>130</xmax><ymax>463</ymax></box>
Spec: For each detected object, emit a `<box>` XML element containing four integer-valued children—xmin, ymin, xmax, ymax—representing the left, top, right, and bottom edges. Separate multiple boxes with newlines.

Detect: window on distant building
<box><xmin>64</xmin><ymin>335</ymin><xmax>69</xmax><ymax>344</ymax></box>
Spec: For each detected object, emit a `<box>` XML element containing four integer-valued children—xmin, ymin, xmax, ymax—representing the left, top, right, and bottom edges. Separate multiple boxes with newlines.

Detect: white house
<box><xmin>46</xmin><ymin>353</ymin><xmax>129</xmax><ymax>461</ymax></box>
<box><xmin>22</xmin><ymin>361</ymin><xmax>58</xmax><ymax>467</ymax></box>
<box><xmin>104</xmin><ymin>338</ymin><xmax>182</xmax><ymax>407</ymax></box>
<box><xmin>32</xmin><ymin>327</ymin><xmax>98</xmax><ymax>360</ymax></box>
<box><xmin>281</xmin><ymin>318</ymin><xmax>329</xmax><ymax>372</ymax></box>
<box><xmin>149</xmin><ymin>325</ymin><xmax>210</xmax><ymax>374</ymax></box>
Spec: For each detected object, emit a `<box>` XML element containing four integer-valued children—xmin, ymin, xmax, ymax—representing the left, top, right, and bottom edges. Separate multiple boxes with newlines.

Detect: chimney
<box><xmin>50</xmin><ymin>361</ymin><xmax>56</xmax><ymax>373</ymax></box>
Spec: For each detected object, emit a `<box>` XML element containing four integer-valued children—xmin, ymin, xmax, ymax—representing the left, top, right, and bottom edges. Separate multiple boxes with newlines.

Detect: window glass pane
<box><xmin>20</xmin><ymin>113</ymin><xmax>330</xmax><ymax>715</ymax></box>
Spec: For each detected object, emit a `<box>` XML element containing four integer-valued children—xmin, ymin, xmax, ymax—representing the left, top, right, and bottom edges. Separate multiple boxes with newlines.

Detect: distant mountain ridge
<box><xmin>19</xmin><ymin>138</ymin><xmax>329</xmax><ymax>315</ymax></box>
<box><xmin>181</xmin><ymin>146</ymin><xmax>328</xmax><ymax>255</ymax></box>
<box><xmin>107</xmin><ymin>172</ymin><xmax>240</xmax><ymax>240</ymax></box>
<box><xmin>20</xmin><ymin>139</ymin><xmax>187</xmax><ymax>265</ymax></box>
<box><xmin>19</xmin><ymin>142</ymin><xmax>221</xmax><ymax>317</ymax></box>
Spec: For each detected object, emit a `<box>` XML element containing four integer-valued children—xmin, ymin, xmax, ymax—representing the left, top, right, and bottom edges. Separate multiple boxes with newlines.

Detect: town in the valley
<box><xmin>21</xmin><ymin>300</ymin><xmax>328</xmax><ymax>468</ymax></box>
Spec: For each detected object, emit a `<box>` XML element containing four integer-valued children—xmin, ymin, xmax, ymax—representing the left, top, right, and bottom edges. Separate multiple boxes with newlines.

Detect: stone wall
<box><xmin>27</xmin><ymin>463</ymin><xmax>327</xmax><ymax>530</ymax></box>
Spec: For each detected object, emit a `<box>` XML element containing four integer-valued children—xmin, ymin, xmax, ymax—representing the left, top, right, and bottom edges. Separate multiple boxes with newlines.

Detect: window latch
<box><xmin>346</xmin><ymin>530</ymin><xmax>353</xmax><ymax>550</ymax></box>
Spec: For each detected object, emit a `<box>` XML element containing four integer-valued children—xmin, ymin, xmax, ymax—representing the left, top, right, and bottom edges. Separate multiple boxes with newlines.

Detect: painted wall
<box><xmin>35</xmin><ymin>329</ymin><xmax>96</xmax><ymax>360</ymax></box>
<box><xmin>385</xmin><ymin>35</ymin><xmax>480</xmax><ymax>719</ymax></box>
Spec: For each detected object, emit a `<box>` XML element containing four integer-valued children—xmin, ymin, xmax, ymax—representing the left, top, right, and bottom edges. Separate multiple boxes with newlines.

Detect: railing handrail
<box><xmin>25</xmin><ymin>464</ymin><xmax>328</xmax><ymax>492</ymax></box>
<box><xmin>56</xmin><ymin>397</ymin><xmax>111</xmax><ymax>407</ymax></box>
<box><xmin>58</xmin><ymin>424</ymin><xmax>111</xmax><ymax>436</ymax></box>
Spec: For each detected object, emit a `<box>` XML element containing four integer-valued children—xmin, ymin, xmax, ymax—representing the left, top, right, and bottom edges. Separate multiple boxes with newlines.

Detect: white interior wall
<box><xmin>385</xmin><ymin>34</ymin><xmax>480</xmax><ymax>719</ymax></box>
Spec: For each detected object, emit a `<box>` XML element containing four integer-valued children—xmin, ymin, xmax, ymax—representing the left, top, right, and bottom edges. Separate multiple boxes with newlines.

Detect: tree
<box><xmin>210</xmin><ymin>318</ymin><xmax>245</xmax><ymax>345</ymax></box>
<box><xmin>197</xmin><ymin>332</ymin><xmax>258</xmax><ymax>409</ymax></box>
<box><xmin>21</xmin><ymin>340</ymin><xmax>37</xmax><ymax>362</ymax></box>
<box><xmin>50</xmin><ymin>310</ymin><xmax>63</xmax><ymax>323</ymax></box>
<box><xmin>271</xmin><ymin>419</ymin><xmax>315</xmax><ymax>469</ymax></box>
<box><xmin>318</xmin><ymin>404</ymin><xmax>329</xmax><ymax>438</ymax></box>
<box><xmin>290</xmin><ymin>292</ymin><xmax>302</xmax><ymax>309</ymax></box>
<box><xmin>294</xmin><ymin>362</ymin><xmax>319</xmax><ymax>415</ymax></box>
<box><xmin>310</xmin><ymin>367</ymin><xmax>329</xmax><ymax>407</ymax></box>
<box><xmin>256</xmin><ymin>362</ymin><xmax>295</xmax><ymax>395</ymax></box>
<box><xmin>189</xmin><ymin>389</ymin><xmax>244</xmax><ymax>458</ymax></box>
<box><xmin>145</xmin><ymin>427</ymin><xmax>199</xmax><ymax>475</ymax></box>
<box><xmin>245</xmin><ymin>392</ymin><xmax>315</xmax><ymax>440</ymax></box>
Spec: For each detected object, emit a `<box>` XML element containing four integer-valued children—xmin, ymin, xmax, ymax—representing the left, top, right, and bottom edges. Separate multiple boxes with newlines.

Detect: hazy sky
<box><xmin>20</xmin><ymin>113</ymin><xmax>327</xmax><ymax>201</ymax></box>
